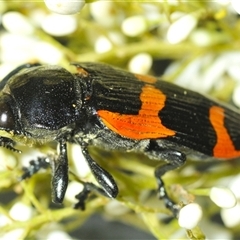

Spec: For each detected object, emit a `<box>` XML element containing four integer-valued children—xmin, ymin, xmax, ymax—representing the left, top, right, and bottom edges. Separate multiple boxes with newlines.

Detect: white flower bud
<box><xmin>9</xmin><ymin>203</ymin><xmax>33</xmax><ymax>221</ymax></box>
<box><xmin>221</xmin><ymin>203</ymin><xmax>240</xmax><ymax>227</ymax></box>
<box><xmin>231</xmin><ymin>0</ymin><xmax>240</xmax><ymax>15</ymax></box>
<box><xmin>167</xmin><ymin>14</ymin><xmax>197</xmax><ymax>44</ymax></box>
<box><xmin>41</xmin><ymin>14</ymin><xmax>77</xmax><ymax>36</ymax></box>
<box><xmin>128</xmin><ymin>53</ymin><xmax>152</xmax><ymax>74</ymax></box>
<box><xmin>44</xmin><ymin>0</ymin><xmax>85</xmax><ymax>15</ymax></box>
<box><xmin>121</xmin><ymin>16</ymin><xmax>148</xmax><ymax>37</ymax></box>
<box><xmin>232</xmin><ymin>84</ymin><xmax>240</xmax><ymax>107</ymax></box>
<box><xmin>2</xmin><ymin>11</ymin><xmax>34</xmax><ymax>35</ymax></box>
<box><xmin>178</xmin><ymin>203</ymin><xmax>203</xmax><ymax>229</ymax></box>
<box><xmin>210</xmin><ymin>187</ymin><xmax>237</xmax><ymax>208</ymax></box>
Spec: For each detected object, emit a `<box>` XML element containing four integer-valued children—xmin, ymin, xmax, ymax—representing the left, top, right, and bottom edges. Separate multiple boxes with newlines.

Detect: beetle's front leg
<box><xmin>51</xmin><ymin>140</ymin><xmax>69</xmax><ymax>203</ymax></box>
<box><xmin>20</xmin><ymin>157</ymin><xmax>50</xmax><ymax>180</ymax></box>
<box><xmin>20</xmin><ymin>140</ymin><xmax>69</xmax><ymax>204</ymax></box>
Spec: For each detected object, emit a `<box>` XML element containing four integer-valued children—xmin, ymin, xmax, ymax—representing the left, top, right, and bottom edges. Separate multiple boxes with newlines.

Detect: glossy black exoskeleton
<box><xmin>0</xmin><ymin>62</ymin><xmax>188</xmax><ymax>215</ymax></box>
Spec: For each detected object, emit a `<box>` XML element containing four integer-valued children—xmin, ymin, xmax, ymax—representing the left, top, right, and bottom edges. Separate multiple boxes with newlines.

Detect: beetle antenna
<box><xmin>0</xmin><ymin>137</ymin><xmax>21</xmax><ymax>153</ymax></box>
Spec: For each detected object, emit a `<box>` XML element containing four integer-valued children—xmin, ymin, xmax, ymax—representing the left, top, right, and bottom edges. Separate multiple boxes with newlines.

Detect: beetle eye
<box><xmin>0</xmin><ymin>96</ymin><xmax>15</xmax><ymax>130</ymax></box>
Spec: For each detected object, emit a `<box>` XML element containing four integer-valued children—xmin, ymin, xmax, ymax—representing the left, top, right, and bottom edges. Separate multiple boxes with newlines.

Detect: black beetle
<box><xmin>4</xmin><ymin>62</ymin><xmax>234</xmax><ymax>216</ymax></box>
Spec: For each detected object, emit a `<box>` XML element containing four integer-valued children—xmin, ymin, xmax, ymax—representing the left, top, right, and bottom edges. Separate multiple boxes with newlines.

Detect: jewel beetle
<box><xmin>0</xmin><ymin>62</ymin><xmax>239</xmax><ymax>216</ymax></box>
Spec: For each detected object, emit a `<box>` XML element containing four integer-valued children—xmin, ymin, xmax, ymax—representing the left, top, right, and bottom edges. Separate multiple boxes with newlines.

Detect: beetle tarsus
<box><xmin>155</xmin><ymin>176</ymin><xmax>180</xmax><ymax>217</ymax></box>
<box><xmin>20</xmin><ymin>157</ymin><xmax>50</xmax><ymax>180</ymax></box>
<box><xmin>74</xmin><ymin>184</ymin><xmax>90</xmax><ymax>210</ymax></box>
<box><xmin>74</xmin><ymin>181</ymin><xmax>112</xmax><ymax>210</ymax></box>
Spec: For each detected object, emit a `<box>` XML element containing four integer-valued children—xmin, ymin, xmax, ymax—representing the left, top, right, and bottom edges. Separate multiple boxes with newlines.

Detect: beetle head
<box><xmin>0</xmin><ymin>94</ymin><xmax>16</xmax><ymax>131</ymax></box>
<box><xmin>0</xmin><ymin>93</ymin><xmax>21</xmax><ymax>152</ymax></box>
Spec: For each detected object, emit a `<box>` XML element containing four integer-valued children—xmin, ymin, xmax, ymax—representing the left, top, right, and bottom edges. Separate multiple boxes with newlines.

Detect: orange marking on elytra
<box><xmin>98</xmin><ymin>85</ymin><xmax>175</xmax><ymax>140</ymax></box>
<box><xmin>209</xmin><ymin>106</ymin><xmax>240</xmax><ymax>159</ymax></box>
<box><xmin>134</xmin><ymin>73</ymin><xmax>157</xmax><ymax>84</ymax></box>
<box><xmin>76</xmin><ymin>67</ymin><xmax>89</xmax><ymax>77</ymax></box>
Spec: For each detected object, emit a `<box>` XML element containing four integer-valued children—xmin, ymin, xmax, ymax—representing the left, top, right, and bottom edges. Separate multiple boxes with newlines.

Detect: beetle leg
<box><xmin>74</xmin><ymin>146</ymin><xmax>118</xmax><ymax>209</ymax></box>
<box><xmin>154</xmin><ymin>149</ymin><xmax>186</xmax><ymax>217</ymax></box>
<box><xmin>82</xmin><ymin>147</ymin><xmax>118</xmax><ymax>198</ymax></box>
<box><xmin>51</xmin><ymin>140</ymin><xmax>69</xmax><ymax>204</ymax></box>
<box><xmin>20</xmin><ymin>140</ymin><xmax>69</xmax><ymax>204</ymax></box>
<box><xmin>20</xmin><ymin>157</ymin><xmax>50</xmax><ymax>180</ymax></box>
<box><xmin>74</xmin><ymin>182</ymin><xmax>108</xmax><ymax>210</ymax></box>
<box><xmin>0</xmin><ymin>137</ymin><xmax>21</xmax><ymax>153</ymax></box>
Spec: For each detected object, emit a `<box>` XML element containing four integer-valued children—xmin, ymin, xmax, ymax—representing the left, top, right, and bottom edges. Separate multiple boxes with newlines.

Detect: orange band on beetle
<box><xmin>134</xmin><ymin>74</ymin><xmax>157</xmax><ymax>84</ymax></box>
<box><xmin>76</xmin><ymin>67</ymin><xmax>89</xmax><ymax>77</ymax></box>
<box><xmin>209</xmin><ymin>106</ymin><xmax>240</xmax><ymax>159</ymax></box>
<box><xmin>98</xmin><ymin>85</ymin><xmax>176</xmax><ymax>140</ymax></box>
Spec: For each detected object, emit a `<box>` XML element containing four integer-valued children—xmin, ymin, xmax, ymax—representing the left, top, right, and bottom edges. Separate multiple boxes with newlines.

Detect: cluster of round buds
<box><xmin>178</xmin><ymin>185</ymin><xmax>238</xmax><ymax>230</ymax></box>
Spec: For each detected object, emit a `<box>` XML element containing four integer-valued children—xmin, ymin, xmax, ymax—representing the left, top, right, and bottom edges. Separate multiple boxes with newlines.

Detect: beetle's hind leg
<box><xmin>154</xmin><ymin>150</ymin><xmax>186</xmax><ymax>217</ymax></box>
<box><xmin>146</xmin><ymin>141</ymin><xmax>186</xmax><ymax>217</ymax></box>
